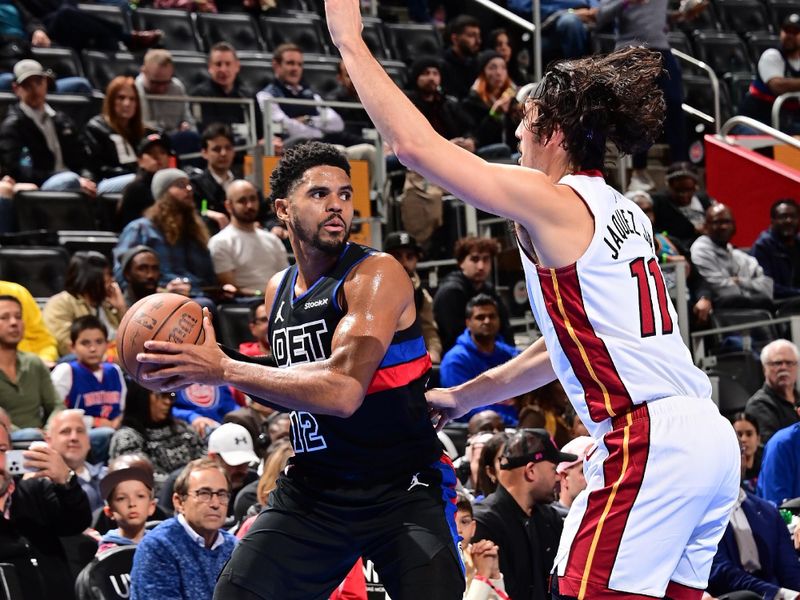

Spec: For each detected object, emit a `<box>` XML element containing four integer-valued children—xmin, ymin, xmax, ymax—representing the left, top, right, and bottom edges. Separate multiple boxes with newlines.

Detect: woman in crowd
<box><xmin>43</xmin><ymin>251</ymin><xmax>127</xmax><ymax>357</ymax></box>
<box><xmin>461</xmin><ymin>50</ymin><xmax>519</xmax><ymax>154</ymax></box>
<box><xmin>109</xmin><ymin>383</ymin><xmax>206</xmax><ymax>494</ymax></box>
<box><xmin>85</xmin><ymin>76</ymin><xmax>147</xmax><ymax>194</ymax></box>
<box><xmin>236</xmin><ymin>439</ymin><xmax>294</xmax><ymax>537</ymax></box>
<box><xmin>731</xmin><ymin>412</ymin><xmax>763</xmax><ymax>493</ymax></box>
<box><xmin>488</xmin><ymin>28</ymin><xmax>527</xmax><ymax>86</ymax></box>
<box><xmin>474</xmin><ymin>431</ymin><xmax>510</xmax><ymax>500</ymax></box>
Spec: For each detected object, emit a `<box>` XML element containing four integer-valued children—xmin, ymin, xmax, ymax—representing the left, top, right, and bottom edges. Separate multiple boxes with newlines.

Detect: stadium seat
<box><xmin>383</xmin><ymin>23</ymin><xmax>442</xmax><ymax>64</ymax></box>
<box><xmin>380</xmin><ymin>59</ymin><xmax>408</xmax><ymax>90</ymax></box>
<box><xmin>259</xmin><ymin>15</ymin><xmax>330</xmax><ymax>55</ymax></box>
<box><xmin>0</xmin><ymin>92</ymin><xmax>17</xmax><ymax>122</ymax></box>
<box><xmin>81</xmin><ymin>50</ymin><xmax>139</xmax><ymax>92</ymax></box>
<box><xmin>679</xmin><ymin>1</ymin><xmax>722</xmax><ymax>33</ymax></box>
<box><xmin>196</xmin><ymin>13</ymin><xmax>265</xmax><ymax>53</ymax></box>
<box><xmin>716</xmin><ymin>0</ymin><xmax>774</xmax><ymax>35</ymax></box>
<box><xmin>745</xmin><ymin>31</ymin><xmax>780</xmax><ymax>64</ymax></box>
<box><xmin>682</xmin><ymin>73</ymin><xmax>734</xmax><ymax>121</ymax></box>
<box><xmin>0</xmin><ymin>563</ymin><xmax>25</xmax><ymax>600</ymax></box>
<box><xmin>238</xmin><ymin>59</ymin><xmax>274</xmax><ymax>94</ymax></box>
<box><xmin>171</xmin><ymin>53</ymin><xmax>211</xmax><ymax>92</ymax></box>
<box><xmin>668</xmin><ymin>31</ymin><xmax>702</xmax><ymax>75</ymax></box>
<box><xmin>725</xmin><ymin>70</ymin><xmax>755</xmax><ymax>113</ymax></box>
<box><xmin>0</xmin><ymin>247</ymin><xmax>70</xmax><ymax>299</ymax></box>
<box><xmin>216</xmin><ymin>305</ymin><xmax>256</xmax><ymax>348</ymax></box>
<box><xmin>710</xmin><ymin>308</ymin><xmax>778</xmax><ymax>354</ymax></box>
<box><xmin>32</xmin><ymin>47</ymin><xmax>85</xmax><ymax>79</ymax></box>
<box><xmin>692</xmin><ymin>31</ymin><xmax>753</xmax><ymax>77</ymax></box>
<box><xmin>74</xmin><ymin>545</ymin><xmax>135</xmax><ymax>600</ymax></box>
<box><xmin>13</xmin><ymin>191</ymin><xmax>98</xmax><ymax>232</ymax></box>
<box><xmin>702</xmin><ymin>350</ymin><xmax>764</xmax><ymax>394</ymax></box>
<box><xmin>767</xmin><ymin>0</ymin><xmax>800</xmax><ymax>33</ymax></box>
<box><xmin>301</xmin><ymin>61</ymin><xmax>340</xmax><ymax>97</ymax></box>
<box><xmin>707</xmin><ymin>370</ymin><xmax>751</xmax><ymax>417</ymax></box>
<box><xmin>77</xmin><ymin>3</ymin><xmax>131</xmax><ymax>32</ymax></box>
<box><xmin>59</xmin><ymin>232</ymin><xmax>119</xmax><ymax>262</ymax></box>
<box><xmin>48</xmin><ymin>93</ymin><xmax>104</xmax><ymax>128</ymax></box>
<box><xmin>133</xmin><ymin>8</ymin><xmax>202</xmax><ymax>52</ymax></box>
<box><xmin>362</xmin><ymin>16</ymin><xmax>392</xmax><ymax>60</ymax></box>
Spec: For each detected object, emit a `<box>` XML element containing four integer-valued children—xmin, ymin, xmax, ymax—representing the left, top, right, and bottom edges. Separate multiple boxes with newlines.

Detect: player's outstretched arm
<box><xmin>428</xmin><ymin>336</ymin><xmax>557</xmax><ymax>430</ymax></box>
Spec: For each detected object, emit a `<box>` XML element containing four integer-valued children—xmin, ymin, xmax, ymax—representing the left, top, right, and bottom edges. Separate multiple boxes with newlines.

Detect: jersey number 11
<box><xmin>629</xmin><ymin>257</ymin><xmax>674</xmax><ymax>337</ymax></box>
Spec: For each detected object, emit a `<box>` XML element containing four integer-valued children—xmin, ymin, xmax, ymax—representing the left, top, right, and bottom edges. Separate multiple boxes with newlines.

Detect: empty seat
<box><xmin>74</xmin><ymin>545</ymin><xmax>135</xmax><ymax>600</ymax></box>
<box><xmin>77</xmin><ymin>3</ymin><xmax>131</xmax><ymax>32</ymax></box>
<box><xmin>59</xmin><ymin>232</ymin><xmax>119</xmax><ymax>262</ymax></box>
<box><xmin>707</xmin><ymin>370</ymin><xmax>752</xmax><ymax>417</ymax></box>
<box><xmin>702</xmin><ymin>350</ymin><xmax>764</xmax><ymax>394</ymax></box>
<box><xmin>32</xmin><ymin>47</ymin><xmax>85</xmax><ymax>79</ymax></box>
<box><xmin>259</xmin><ymin>15</ymin><xmax>330</xmax><ymax>55</ymax></box>
<box><xmin>683</xmin><ymin>73</ymin><xmax>734</xmax><ymax>121</ymax></box>
<box><xmin>171</xmin><ymin>53</ymin><xmax>211</xmax><ymax>92</ymax></box>
<box><xmin>680</xmin><ymin>1</ymin><xmax>722</xmax><ymax>32</ymax></box>
<box><xmin>717</xmin><ymin>0</ymin><xmax>774</xmax><ymax>35</ymax></box>
<box><xmin>81</xmin><ymin>50</ymin><xmax>139</xmax><ymax>91</ymax></box>
<box><xmin>725</xmin><ymin>70</ymin><xmax>755</xmax><ymax>113</ymax></box>
<box><xmin>48</xmin><ymin>93</ymin><xmax>103</xmax><ymax>128</ymax></box>
<box><xmin>362</xmin><ymin>16</ymin><xmax>392</xmax><ymax>60</ymax></box>
<box><xmin>0</xmin><ymin>92</ymin><xmax>17</xmax><ymax>123</ymax></box>
<box><xmin>13</xmin><ymin>191</ymin><xmax>98</xmax><ymax>231</ymax></box>
<box><xmin>384</xmin><ymin>23</ymin><xmax>442</xmax><ymax>64</ymax></box>
<box><xmin>0</xmin><ymin>563</ymin><xmax>26</xmax><ymax>600</ymax></box>
<box><xmin>710</xmin><ymin>308</ymin><xmax>778</xmax><ymax>354</ymax></box>
<box><xmin>767</xmin><ymin>0</ymin><xmax>800</xmax><ymax>33</ymax></box>
<box><xmin>301</xmin><ymin>62</ymin><xmax>340</xmax><ymax>97</ymax></box>
<box><xmin>238</xmin><ymin>59</ymin><xmax>274</xmax><ymax>94</ymax></box>
<box><xmin>196</xmin><ymin>13</ymin><xmax>264</xmax><ymax>52</ymax></box>
<box><xmin>133</xmin><ymin>8</ymin><xmax>201</xmax><ymax>52</ymax></box>
<box><xmin>0</xmin><ymin>247</ymin><xmax>70</xmax><ymax>298</ymax></box>
<box><xmin>668</xmin><ymin>30</ymin><xmax>694</xmax><ymax>57</ymax></box>
<box><xmin>216</xmin><ymin>305</ymin><xmax>256</xmax><ymax>348</ymax></box>
<box><xmin>380</xmin><ymin>59</ymin><xmax>408</xmax><ymax>89</ymax></box>
<box><xmin>692</xmin><ymin>31</ymin><xmax>753</xmax><ymax>77</ymax></box>
<box><xmin>745</xmin><ymin>31</ymin><xmax>780</xmax><ymax>63</ymax></box>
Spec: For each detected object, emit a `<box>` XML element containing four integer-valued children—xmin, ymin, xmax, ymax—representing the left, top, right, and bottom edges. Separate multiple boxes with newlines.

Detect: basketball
<box><xmin>116</xmin><ymin>292</ymin><xmax>206</xmax><ymax>388</ymax></box>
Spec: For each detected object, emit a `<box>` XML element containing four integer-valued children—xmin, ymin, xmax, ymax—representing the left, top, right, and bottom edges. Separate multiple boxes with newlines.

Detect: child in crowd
<box><xmin>97</xmin><ymin>465</ymin><xmax>157</xmax><ymax>554</ymax></box>
<box><xmin>456</xmin><ymin>493</ymin><xmax>508</xmax><ymax>600</ymax></box>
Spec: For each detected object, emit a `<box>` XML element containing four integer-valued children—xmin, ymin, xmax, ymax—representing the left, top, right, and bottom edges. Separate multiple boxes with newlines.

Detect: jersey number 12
<box><xmin>629</xmin><ymin>257</ymin><xmax>674</xmax><ymax>337</ymax></box>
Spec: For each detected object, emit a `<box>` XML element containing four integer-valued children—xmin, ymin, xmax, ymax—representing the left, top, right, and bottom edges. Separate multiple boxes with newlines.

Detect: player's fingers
<box><xmin>142</xmin><ymin>340</ymin><xmax>184</xmax><ymax>354</ymax></box>
<box><xmin>202</xmin><ymin>308</ymin><xmax>217</xmax><ymax>344</ymax></box>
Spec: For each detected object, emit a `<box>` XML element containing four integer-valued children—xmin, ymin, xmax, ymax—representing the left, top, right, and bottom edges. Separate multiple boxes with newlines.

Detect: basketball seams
<box><xmin>134</xmin><ymin>297</ymin><xmax>194</xmax><ymax>382</ymax></box>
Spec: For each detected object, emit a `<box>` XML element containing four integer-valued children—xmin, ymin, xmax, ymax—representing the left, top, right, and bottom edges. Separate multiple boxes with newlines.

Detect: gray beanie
<box><xmin>151</xmin><ymin>168</ymin><xmax>189</xmax><ymax>201</ymax></box>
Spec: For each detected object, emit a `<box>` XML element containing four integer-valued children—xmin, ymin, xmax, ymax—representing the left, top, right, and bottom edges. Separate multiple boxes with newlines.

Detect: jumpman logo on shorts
<box><xmin>407</xmin><ymin>473</ymin><xmax>429</xmax><ymax>491</ymax></box>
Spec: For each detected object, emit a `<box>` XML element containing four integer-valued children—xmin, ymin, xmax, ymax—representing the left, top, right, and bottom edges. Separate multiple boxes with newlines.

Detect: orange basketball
<box><xmin>116</xmin><ymin>292</ymin><xmax>206</xmax><ymax>389</ymax></box>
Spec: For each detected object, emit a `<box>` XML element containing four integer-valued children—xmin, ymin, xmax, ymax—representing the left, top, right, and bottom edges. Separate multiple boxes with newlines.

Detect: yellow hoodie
<box><xmin>0</xmin><ymin>280</ymin><xmax>58</xmax><ymax>363</ymax></box>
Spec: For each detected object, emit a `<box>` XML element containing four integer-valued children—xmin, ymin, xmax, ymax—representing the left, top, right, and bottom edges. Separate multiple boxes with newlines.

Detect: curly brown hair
<box><xmin>525</xmin><ymin>47</ymin><xmax>666</xmax><ymax>171</ymax></box>
<box><xmin>145</xmin><ymin>196</ymin><xmax>209</xmax><ymax>247</ymax></box>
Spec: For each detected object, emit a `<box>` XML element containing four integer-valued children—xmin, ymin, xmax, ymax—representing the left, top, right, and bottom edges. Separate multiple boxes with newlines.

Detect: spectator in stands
<box><xmin>517</xmin><ymin>380</ymin><xmax>572</xmax><ymax>449</ymax></box>
<box><xmin>598</xmin><ymin>0</ymin><xmax>699</xmax><ymax>191</ymax></box>
<box><xmin>135</xmin><ymin>49</ymin><xmax>196</xmax><ymax>134</ymax></box>
<box><xmin>120</xmin><ymin>245</ymin><xmax>159</xmax><ymax>305</ymax></box>
<box><xmin>441</xmin><ymin>295</ymin><xmax>520</xmax><ymax>424</ymax></box>
<box><xmin>691</xmin><ymin>204</ymin><xmax>774</xmax><ymax>311</ymax></box>
<box><xmin>158</xmin><ymin>422</ymin><xmax>259</xmax><ymax>518</ymax></box>
<box><xmin>709</xmin><ymin>478</ymin><xmax>800</xmax><ymax>599</ymax></box>
<box><xmin>468</xmin><ymin>409</ymin><xmax>506</xmax><ymax>436</ymax></box>
<box><xmin>752</xmin><ymin>198</ymin><xmax>800</xmax><ymax>301</ymax></box>
<box><xmin>0</xmin><ymin>418</ymin><xmax>92</xmax><ymax>600</ymax></box>
<box><xmin>757</xmin><ymin>421</ymin><xmax>800</xmax><ymax>506</ymax></box>
<box><xmin>209</xmin><ymin>179</ymin><xmax>289</xmax><ymax>299</ymax></box>
<box><xmin>488</xmin><ymin>28</ymin><xmax>527</xmax><ymax>86</ymax></box>
<box><xmin>97</xmin><ymin>463</ymin><xmax>157</xmax><ymax>554</ymax></box>
<box><xmin>401</xmin><ymin>57</ymin><xmax>475</xmax><ymax>253</ymax></box>
<box><xmin>738</xmin><ymin>13</ymin><xmax>800</xmax><ymax>135</ymax></box>
<box><xmin>551</xmin><ymin>436</ymin><xmax>592</xmax><ymax>518</ymax></box>
<box><xmin>433</xmin><ymin>236</ymin><xmax>514</xmax><ymax>352</ymax></box>
<box><xmin>538</xmin><ymin>0</ymin><xmax>597</xmax><ymax>62</ymax></box>
<box><xmin>114</xmin><ymin>168</ymin><xmax>217</xmax><ymax>302</ymax></box>
<box><xmin>129</xmin><ymin>457</ymin><xmax>237</xmax><ymax>600</ymax></box>
<box><xmin>732</xmin><ymin>412</ymin><xmax>763</xmax><ymax>494</ymax></box>
<box><xmin>191</xmin><ymin>42</ymin><xmax>256</xmax><ymax>138</ymax></box>
<box><xmin>235</xmin><ymin>437</ymin><xmax>293</xmax><ymax>532</ymax></box>
<box><xmin>472</xmin><ymin>428</ymin><xmax>570</xmax><ymax>600</ymax></box>
<box><xmin>0</xmin><ymin>280</ymin><xmax>57</xmax><ymax>366</ymax></box>
<box><xmin>116</xmin><ymin>132</ymin><xmax>174</xmax><ymax>229</ymax></box>
<box><xmin>190</xmin><ymin>123</ymin><xmax>236</xmax><ymax>233</ymax></box>
<box><xmin>653</xmin><ymin>163</ymin><xmax>713</xmax><ymax>249</ymax></box>
<box><xmin>456</xmin><ymin>493</ymin><xmax>508</xmax><ymax>599</ymax></box>
<box><xmin>110</xmin><ymin>382</ymin><xmax>206</xmax><ymax>494</ymax></box>
<box><xmin>474</xmin><ymin>431</ymin><xmax>510</xmax><ymax>499</ymax></box>
<box><xmin>565</xmin><ymin>403</ymin><xmax>590</xmax><ymax>439</ymax></box>
<box><xmin>746</xmin><ymin>339</ymin><xmax>800</xmax><ymax>444</ymax></box>
<box><xmin>0</xmin><ymin>59</ymin><xmax>95</xmax><ymax>195</ymax></box>
<box><xmin>0</xmin><ymin>295</ymin><xmax>62</xmax><ymax>439</ymax></box>
<box><xmin>383</xmin><ymin>231</ymin><xmax>442</xmax><ymax>363</ymax></box>
<box><xmin>327</xmin><ymin>61</ymin><xmax>372</xmax><ymax>144</ymax></box>
<box><xmin>43</xmin><ymin>251</ymin><xmax>126</xmax><ymax>357</ymax></box>
<box><xmin>45</xmin><ymin>408</ymin><xmax>107</xmax><ymax>512</ymax></box>
<box><xmin>238</xmin><ymin>303</ymin><xmax>271</xmax><ymax>357</ymax></box>
<box><xmin>85</xmin><ymin>76</ymin><xmax>146</xmax><ymax>194</ymax></box>
<box><xmin>171</xmin><ymin>383</ymin><xmax>240</xmax><ymax>437</ymax></box>
<box><xmin>441</xmin><ymin>15</ymin><xmax>481</xmax><ymax>100</ymax></box>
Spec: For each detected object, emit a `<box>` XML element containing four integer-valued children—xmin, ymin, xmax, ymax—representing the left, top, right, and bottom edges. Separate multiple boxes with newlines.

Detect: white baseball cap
<box><xmin>556</xmin><ymin>436</ymin><xmax>595</xmax><ymax>475</ymax></box>
<box><xmin>208</xmin><ymin>423</ymin><xmax>259</xmax><ymax>466</ymax></box>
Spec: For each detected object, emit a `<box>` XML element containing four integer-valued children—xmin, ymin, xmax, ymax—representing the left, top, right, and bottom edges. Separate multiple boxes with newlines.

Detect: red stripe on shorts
<box><xmin>559</xmin><ymin>405</ymin><xmax>651</xmax><ymax>600</ymax></box>
<box><xmin>537</xmin><ymin>265</ymin><xmax>633</xmax><ymax>421</ymax></box>
<box><xmin>665</xmin><ymin>580</ymin><xmax>704</xmax><ymax>600</ymax></box>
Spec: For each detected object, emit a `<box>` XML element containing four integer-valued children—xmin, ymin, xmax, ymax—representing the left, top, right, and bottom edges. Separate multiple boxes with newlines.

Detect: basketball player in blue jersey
<box><xmin>324</xmin><ymin>2</ymin><xmax>741</xmax><ymax>600</ymax></box>
<box><xmin>137</xmin><ymin>142</ymin><xmax>465</xmax><ymax>599</ymax></box>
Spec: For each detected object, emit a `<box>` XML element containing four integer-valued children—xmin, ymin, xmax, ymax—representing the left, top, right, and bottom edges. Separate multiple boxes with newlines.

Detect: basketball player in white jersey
<box><xmin>324</xmin><ymin>2</ymin><xmax>741</xmax><ymax>599</ymax></box>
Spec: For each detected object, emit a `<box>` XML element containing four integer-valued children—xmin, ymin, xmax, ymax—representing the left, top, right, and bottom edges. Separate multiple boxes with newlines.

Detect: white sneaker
<box><xmin>628</xmin><ymin>170</ymin><xmax>656</xmax><ymax>193</ymax></box>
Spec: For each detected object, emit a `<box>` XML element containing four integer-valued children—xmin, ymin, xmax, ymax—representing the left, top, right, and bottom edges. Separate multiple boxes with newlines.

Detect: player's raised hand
<box><xmin>323</xmin><ymin>0</ymin><xmax>364</xmax><ymax>51</ymax></box>
<box><xmin>426</xmin><ymin>387</ymin><xmax>469</xmax><ymax>431</ymax></box>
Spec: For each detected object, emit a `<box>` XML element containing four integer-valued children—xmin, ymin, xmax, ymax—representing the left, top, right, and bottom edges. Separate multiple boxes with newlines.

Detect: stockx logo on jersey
<box><xmin>272</xmin><ymin>320</ymin><xmax>329</xmax><ymax>367</ymax></box>
<box><xmin>303</xmin><ymin>298</ymin><xmax>328</xmax><ymax>310</ymax></box>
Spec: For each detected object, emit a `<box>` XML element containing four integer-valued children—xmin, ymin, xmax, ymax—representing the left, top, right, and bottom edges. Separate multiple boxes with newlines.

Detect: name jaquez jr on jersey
<box><xmin>603</xmin><ymin>207</ymin><xmax>653</xmax><ymax>261</ymax></box>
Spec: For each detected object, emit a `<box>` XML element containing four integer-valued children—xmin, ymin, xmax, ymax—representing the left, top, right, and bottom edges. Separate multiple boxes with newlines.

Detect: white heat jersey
<box><xmin>520</xmin><ymin>172</ymin><xmax>712</xmax><ymax>438</ymax></box>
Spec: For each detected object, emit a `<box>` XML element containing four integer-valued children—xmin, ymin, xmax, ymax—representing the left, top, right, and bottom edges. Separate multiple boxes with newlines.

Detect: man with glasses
<box><xmin>136</xmin><ymin>49</ymin><xmax>196</xmax><ymax>135</ymax></box>
<box><xmin>130</xmin><ymin>457</ymin><xmax>237</xmax><ymax>600</ymax></box>
<box><xmin>746</xmin><ymin>339</ymin><xmax>800</xmax><ymax>443</ymax></box>
<box><xmin>208</xmin><ymin>179</ymin><xmax>289</xmax><ymax>299</ymax></box>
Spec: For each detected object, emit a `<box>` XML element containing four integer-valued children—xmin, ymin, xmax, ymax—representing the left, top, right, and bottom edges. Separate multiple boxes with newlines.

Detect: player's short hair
<box><xmin>454</xmin><ymin>236</ymin><xmax>500</xmax><ymax>263</ymax></box>
<box><xmin>174</xmin><ymin>457</ymin><xmax>230</xmax><ymax>496</ymax></box>
<box><xmin>770</xmin><ymin>197</ymin><xmax>799</xmax><ymax>219</ymax></box>
<box><xmin>268</xmin><ymin>141</ymin><xmax>351</xmax><ymax>205</ymax></box>
<box><xmin>70</xmin><ymin>314</ymin><xmax>108</xmax><ymax>344</ymax></box>
<box><xmin>465</xmin><ymin>293</ymin><xmax>498</xmax><ymax>318</ymax></box>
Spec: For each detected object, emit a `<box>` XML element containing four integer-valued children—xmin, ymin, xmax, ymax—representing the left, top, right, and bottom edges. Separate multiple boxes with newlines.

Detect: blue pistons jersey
<box><xmin>268</xmin><ymin>243</ymin><xmax>441</xmax><ymax>483</ymax></box>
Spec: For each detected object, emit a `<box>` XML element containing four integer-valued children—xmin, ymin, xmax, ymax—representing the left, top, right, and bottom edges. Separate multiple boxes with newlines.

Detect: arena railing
<box><xmin>691</xmin><ymin>314</ymin><xmax>800</xmax><ymax>362</ymax></box>
<box><xmin>719</xmin><ymin>115</ymin><xmax>800</xmax><ymax>152</ymax></box>
<box><xmin>670</xmin><ymin>47</ymin><xmax>721</xmax><ymax>133</ymax></box>
<box><xmin>771</xmin><ymin>92</ymin><xmax>800</xmax><ymax>131</ymax></box>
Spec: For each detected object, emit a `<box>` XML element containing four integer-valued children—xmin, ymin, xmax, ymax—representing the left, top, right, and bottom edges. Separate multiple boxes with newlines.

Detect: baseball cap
<box><xmin>100</xmin><ymin>466</ymin><xmax>154</xmax><ymax>501</ymax></box>
<box><xmin>208</xmin><ymin>423</ymin><xmax>259</xmax><ymax>466</ymax></box>
<box><xmin>384</xmin><ymin>231</ymin><xmax>422</xmax><ymax>254</ymax></box>
<box><xmin>136</xmin><ymin>132</ymin><xmax>172</xmax><ymax>157</ymax></box>
<box><xmin>499</xmin><ymin>428</ymin><xmax>578</xmax><ymax>470</ymax></box>
<box><xmin>555</xmin><ymin>436</ymin><xmax>595</xmax><ymax>475</ymax></box>
<box><xmin>14</xmin><ymin>59</ymin><xmax>53</xmax><ymax>84</ymax></box>
<box><xmin>782</xmin><ymin>13</ymin><xmax>800</xmax><ymax>33</ymax></box>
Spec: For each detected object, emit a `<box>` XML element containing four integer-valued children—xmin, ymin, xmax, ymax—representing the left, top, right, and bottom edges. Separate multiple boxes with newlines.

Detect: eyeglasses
<box><xmin>766</xmin><ymin>360</ymin><xmax>798</xmax><ymax>368</ymax></box>
<box><xmin>185</xmin><ymin>488</ymin><xmax>230</xmax><ymax>504</ymax></box>
<box><xmin>251</xmin><ymin>317</ymin><xmax>269</xmax><ymax>324</ymax></box>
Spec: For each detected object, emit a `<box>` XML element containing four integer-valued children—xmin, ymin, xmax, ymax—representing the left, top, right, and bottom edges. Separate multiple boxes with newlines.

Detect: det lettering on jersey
<box><xmin>603</xmin><ymin>207</ymin><xmax>653</xmax><ymax>261</ymax></box>
<box><xmin>272</xmin><ymin>319</ymin><xmax>329</xmax><ymax>367</ymax></box>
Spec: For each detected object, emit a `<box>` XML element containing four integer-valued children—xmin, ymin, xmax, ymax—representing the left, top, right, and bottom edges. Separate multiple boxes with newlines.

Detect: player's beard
<box><xmin>292</xmin><ymin>213</ymin><xmax>350</xmax><ymax>256</ymax></box>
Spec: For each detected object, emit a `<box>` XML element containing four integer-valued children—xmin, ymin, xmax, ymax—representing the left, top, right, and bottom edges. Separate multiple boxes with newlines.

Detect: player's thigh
<box><xmin>380</xmin><ymin>546</ymin><xmax>465</xmax><ymax>600</ymax></box>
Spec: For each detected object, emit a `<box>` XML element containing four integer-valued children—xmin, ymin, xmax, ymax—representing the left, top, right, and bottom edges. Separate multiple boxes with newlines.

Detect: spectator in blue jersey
<box><xmin>751</xmin><ymin>198</ymin><xmax>800</xmax><ymax>301</ymax></box>
<box><xmin>130</xmin><ymin>457</ymin><xmax>237</xmax><ymax>600</ymax></box>
<box><xmin>172</xmin><ymin>383</ymin><xmax>241</xmax><ymax>437</ymax></box>
<box><xmin>756</xmin><ymin>422</ymin><xmax>800</xmax><ymax>505</ymax></box>
<box><xmin>441</xmin><ymin>294</ymin><xmax>520</xmax><ymax>425</ymax></box>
